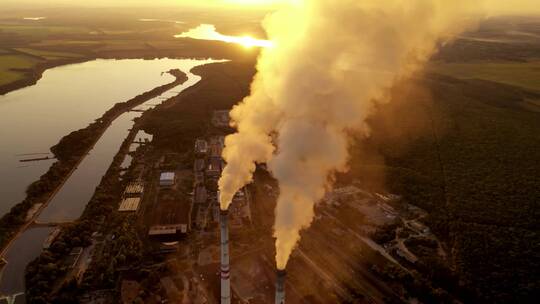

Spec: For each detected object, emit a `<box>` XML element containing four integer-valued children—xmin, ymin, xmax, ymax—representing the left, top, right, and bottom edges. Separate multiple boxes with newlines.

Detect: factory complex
<box><xmin>101</xmin><ymin>110</ymin><xmax>422</xmax><ymax>304</ymax></box>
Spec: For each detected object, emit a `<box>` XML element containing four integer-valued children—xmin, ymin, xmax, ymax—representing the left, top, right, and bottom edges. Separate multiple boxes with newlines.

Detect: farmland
<box><xmin>0</xmin><ymin>54</ymin><xmax>41</xmax><ymax>86</ymax></box>
<box><xmin>0</xmin><ymin>7</ymin><xmax>265</xmax><ymax>93</ymax></box>
<box><xmin>428</xmin><ymin>61</ymin><xmax>540</xmax><ymax>92</ymax></box>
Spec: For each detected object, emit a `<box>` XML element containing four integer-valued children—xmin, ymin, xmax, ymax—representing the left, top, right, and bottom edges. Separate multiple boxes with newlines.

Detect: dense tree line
<box><xmin>25</xmin><ymin>119</ymin><xmax>136</xmax><ymax>303</ymax></box>
<box><xmin>357</xmin><ymin>74</ymin><xmax>540</xmax><ymax>303</ymax></box>
<box><xmin>26</xmin><ymin>220</ymin><xmax>94</xmax><ymax>303</ymax></box>
<box><xmin>0</xmin><ymin>160</ymin><xmax>76</xmax><ymax>249</ymax></box>
<box><xmin>140</xmin><ymin>60</ymin><xmax>255</xmax><ymax>152</ymax></box>
<box><xmin>80</xmin><ymin>215</ymin><xmax>144</xmax><ymax>290</ymax></box>
<box><xmin>52</xmin><ymin>69</ymin><xmax>187</xmax><ymax>162</ymax></box>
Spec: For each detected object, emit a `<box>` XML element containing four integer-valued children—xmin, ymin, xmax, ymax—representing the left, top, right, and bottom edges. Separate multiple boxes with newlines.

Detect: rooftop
<box><xmin>151</xmin><ymin>195</ymin><xmax>191</xmax><ymax>232</ymax></box>
<box><xmin>118</xmin><ymin>197</ymin><xmax>141</xmax><ymax>212</ymax></box>
<box><xmin>149</xmin><ymin>224</ymin><xmax>188</xmax><ymax>235</ymax></box>
<box><xmin>124</xmin><ymin>182</ymin><xmax>144</xmax><ymax>195</ymax></box>
<box><xmin>195</xmin><ymin>185</ymin><xmax>208</xmax><ymax>204</ymax></box>
<box><xmin>160</xmin><ymin>172</ymin><xmax>175</xmax><ymax>181</ymax></box>
<box><xmin>195</xmin><ymin>139</ymin><xmax>208</xmax><ymax>154</ymax></box>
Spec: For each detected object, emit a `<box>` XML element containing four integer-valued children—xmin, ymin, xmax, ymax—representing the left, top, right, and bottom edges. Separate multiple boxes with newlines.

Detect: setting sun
<box><xmin>228</xmin><ymin>35</ymin><xmax>274</xmax><ymax>48</ymax></box>
<box><xmin>224</xmin><ymin>0</ymin><xmax>287</xmax><ymax>5</ymax></box>
<box><xmin>175</xmin><ymin>24</ymin><xmax>274</xmax><ymax>48</ymax></box>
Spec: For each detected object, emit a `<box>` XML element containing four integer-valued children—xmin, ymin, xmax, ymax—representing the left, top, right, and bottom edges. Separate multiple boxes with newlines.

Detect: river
<box><xmin>0</xmin><ymin>57</ymin><xmax>221</xmax><ymax>296</ymax></box>
<box><xmin>0</xmin><ymin>58</ymin><xmax>209</xmax><ymax>217</ymax></box>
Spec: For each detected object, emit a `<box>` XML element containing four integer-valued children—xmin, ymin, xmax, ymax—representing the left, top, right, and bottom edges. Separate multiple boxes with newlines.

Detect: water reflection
<box><xmin>0</xmin><ymin>227</ymin><xmax>53</xmax><ymax>295</ymax></box>
<box><xmin>36</xmin><ymin>58</ymin><xmax>222</xmax><ymax>223</ymax></box>
<box><xmin>175</xmin><ymin>24</ymin><xmax>274</xmax><ymax>48</ymax></box>
<box><xmin>23</xmin><ymin>17</ymin><xmax>46</xmax><ymax>21</ymax></box>
<box><xmin>0</xmin><ymin>58</ymin><xmax>208</xmax><ymax>216</ymax></box>
<box><xmin>0</xmin><ymin>58</ymin><xmax>223</xmax><ymax>295</ymax></box>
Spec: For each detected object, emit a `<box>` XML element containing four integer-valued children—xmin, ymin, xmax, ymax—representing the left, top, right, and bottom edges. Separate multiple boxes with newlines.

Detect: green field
<box><xmin>428</xmin><ymin>61</ymin><xmax>540</xmax><ymax>92</ymax></box>
<box><xmin>14</xmin><ymin>48</ymin><xmax>83</xmax><ymax>60</ymax></box>
<box><xmin>96</xmin><ymin>40</ymin><xmax>151</xmax><ymax>51</ymax></box>
<box><xmin>0</xmin><ymin>24</ymin><xmax>88</xmax><ymax>36</ymax></box>
<box><xmin>0</xmin><ymin>54</ymin><xmax>42</xmax><ymax>86</ymax></box>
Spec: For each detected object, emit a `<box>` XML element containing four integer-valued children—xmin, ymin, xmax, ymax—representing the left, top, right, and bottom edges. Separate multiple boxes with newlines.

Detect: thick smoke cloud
<box><xmin>219</xmin><ymin>0</ymin><xmax>537</xmax><ymax>269</ymax></box>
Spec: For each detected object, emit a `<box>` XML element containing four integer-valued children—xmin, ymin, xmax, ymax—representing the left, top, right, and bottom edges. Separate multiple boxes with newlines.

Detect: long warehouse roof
<box><xmin>124</xmin><ymin>182</ymin><xmax>144</xmax><ymax>195</ymax></box>
<box><xmin>118</xmin><ymin>197</ymin><xmax>141</xmax><ymax>212</ymax></box>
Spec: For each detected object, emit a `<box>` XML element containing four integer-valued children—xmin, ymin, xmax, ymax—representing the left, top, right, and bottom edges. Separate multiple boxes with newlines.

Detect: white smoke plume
<box><xmin>218</xmin><ymin>0</ymin><xmax>537</xmax><ymax>269</ymax></box>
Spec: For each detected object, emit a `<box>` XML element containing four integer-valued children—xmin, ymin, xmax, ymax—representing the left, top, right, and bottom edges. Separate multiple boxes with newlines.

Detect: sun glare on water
<box><xmin>225</xmin><ymin>35</ymin><xmax>274</xmax><ymax>48</ymax></box>
<box><xmin>175</xmin><ymin>24</ymin><xmax>274</xmax><ymax>48</ymax></box>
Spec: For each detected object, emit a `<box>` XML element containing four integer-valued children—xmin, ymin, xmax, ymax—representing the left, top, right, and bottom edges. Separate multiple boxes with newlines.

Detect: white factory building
<box><xmin>159</xmin><ymin>172</ymin><xmax>176</xmax><ymax>187</ymax></box>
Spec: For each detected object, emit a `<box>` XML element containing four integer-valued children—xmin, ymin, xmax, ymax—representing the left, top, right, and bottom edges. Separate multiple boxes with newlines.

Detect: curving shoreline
<box><xmin>22</xmin><ymin>60</ymin><xmax>225</xmax><ymax>301</ymax></box>
<box><xmin>0</xmin><ymin>69</ymin><xmax>188</xmax><ymax>257</ymax></box>
<box><xmin>0</xmin><ymin>57</ymin><xmax>93</xmax><ymax>96</ymax></box>
<box><xmin>0</xmin><ymin>54</ymin><xmax>217</xmax><ymax>97</ymax></box>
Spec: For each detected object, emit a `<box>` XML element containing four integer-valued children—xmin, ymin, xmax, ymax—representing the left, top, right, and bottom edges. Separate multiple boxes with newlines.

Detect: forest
<box><xmin>361</xmin><ymin>72</ymin><xmax>540</xmax><ymax>302</ymax></box>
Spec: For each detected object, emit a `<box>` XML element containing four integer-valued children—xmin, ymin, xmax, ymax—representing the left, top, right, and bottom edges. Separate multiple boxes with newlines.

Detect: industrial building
<box><xmin>206</xmin><ymin>158</ymin><xmax>222</xmax><ymax>177</ymax></box>
<box><xmin>194</xmin><ymin>159</ymin><xmax>205</xmax><ymax>173</ymax></box>
<box><xmin>209</xmin><ymin>136</ymin><xmax>225</xmax><ymax>158</ymax></box>
<box><xmin>118</xmin><ymin>197</ymin><xmax>141</xmax><ymax>212</ymax></box>
<box><xmin>213</xmin><ymin>135</ymin><xmax>225</xmax><ymax>147</ymax></box>
<box><xmin>212</xmin><ymin>110</ymin><xmax>230</xmax><ymax>128</ymax></box>
<box><xmin>159</xmin><ymin>172</ymin><xmax>176</xmax><ymax>187</ymax></box>
<box><xmin>195</xmin><ymin>139</ymin><xmax>208</xmax><ymax>155</ymax></box>
<box><xmin>149</xmin><ymin>192</ymin><xmax>192</xmax><ymax>240</ymax></box>
<box><xmin>228</xmin><ymin>188</ymin><xmax>252</xmax><ymax>227</ymax></box>
<box><xmin>194</xmin><ymin>204</ymin><xmax>210</xmax><ymax>229</ymax></box>
<box><xmin>194</xmin><ymin>185</ymin><xmax>208</xmax><ymax>205</ymax></box>
<box><xmin>124</xmin><ymin>182</ymin><xmax>144</xmax><ymax>196</ymax></box>
<box><xmin>149</xmin><ymin>224</ymin><xmax>189</xmax><ymax>236</ymax></box>
<box><xmin>194</xmin><ymin>171</ymin><xmax>205</xmax><ymax>185</ymax></box>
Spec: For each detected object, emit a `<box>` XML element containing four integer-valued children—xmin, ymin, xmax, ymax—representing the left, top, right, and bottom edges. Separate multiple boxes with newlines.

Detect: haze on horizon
<box><xmin>2</xmin><ymin>0</ymin><xmax>287</xmax><ymax>9</ymax></box>
<box><xmin>3</xmin><ymin>0</ymin><xmax>540</xmax><ymax>15</ymax></box>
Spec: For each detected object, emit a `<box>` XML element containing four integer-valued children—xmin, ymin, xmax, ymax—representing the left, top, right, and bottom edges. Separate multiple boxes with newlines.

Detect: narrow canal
<box><xmin>0</xmin><ymin>58</ymin><xmax>222</xmax><ymax>296</ymax></box>
<box><xmin>0</xmin><ymin>58</ymin><xmax>209</xmax><ymax>216</ymax></box>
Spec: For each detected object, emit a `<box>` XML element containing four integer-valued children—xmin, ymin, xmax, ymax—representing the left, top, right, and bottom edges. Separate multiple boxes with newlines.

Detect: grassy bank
<box><xmin>25</xmin><ymin>114</ymin><xmax>143</xmax><ymax>304</ymax></box>
<box><xmin>0</xmin><ymin>54</ymin><xmax>91</xmax><ymax>95</ymax></box>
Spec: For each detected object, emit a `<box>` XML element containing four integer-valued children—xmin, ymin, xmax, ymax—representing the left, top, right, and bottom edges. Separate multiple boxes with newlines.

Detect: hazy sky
<box><xmin>4</xmin><ymin>0</ymin><xmax>540</xmax><ymax>14</ymax></box>
<box><xmin>3</xmin><ymin>0</ymin><xmax>287</xmax><ymax>8</ymax></box>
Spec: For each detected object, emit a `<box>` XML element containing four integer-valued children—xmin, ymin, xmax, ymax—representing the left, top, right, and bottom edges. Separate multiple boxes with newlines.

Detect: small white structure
<box><xmin>159</xmin><ymin>172</ymin><xmax>176</xmax><ymax>187</ymax></box>
<box><xmin>148</xmin><ymin>224</ymin><xmax>188</xmax><ymax>235</ymax></box>
<box><xmin>195</xmin><ymin>139</ymin><xmax>208</xmax><ymax>154</ymax></box>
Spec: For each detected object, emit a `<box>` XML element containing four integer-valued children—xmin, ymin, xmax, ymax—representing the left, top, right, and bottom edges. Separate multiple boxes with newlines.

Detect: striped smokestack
<box><xmin>219</xmin><ymin>204</ymin><xmax>231</xmax><ymax>304</ymax></box>
<box><xmin>275</xmin><ymin>269</ymin><xmax>286</xmax><ymax>304</ymax></box>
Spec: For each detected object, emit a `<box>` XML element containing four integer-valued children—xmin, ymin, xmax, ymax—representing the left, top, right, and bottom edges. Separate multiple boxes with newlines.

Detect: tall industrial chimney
<box><xmin>220</xmin><ymin>206</ymin><xmax>231</xmax><ymax>304</ymax></box>
<box><xmin>275</xmin><ymin>269</ymin><xmax>286</xmax><ymax>304</ymax></box>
